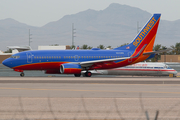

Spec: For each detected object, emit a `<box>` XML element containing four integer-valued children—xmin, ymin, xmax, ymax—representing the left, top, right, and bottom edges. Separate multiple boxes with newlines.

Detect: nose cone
<box><xmin>174</xmin><ymin>70</ymin><xmax>178</xmax><ymax>75</ymax></box>
<box><xmin>2</xmin><ymin>59</ymin><xmax>12</xmax><ymax>68</ymax></box>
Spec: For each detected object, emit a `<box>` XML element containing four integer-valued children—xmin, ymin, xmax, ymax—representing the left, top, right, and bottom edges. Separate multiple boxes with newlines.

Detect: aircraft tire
<box><xmin>74</xmin><ymin>74</ymin><xmax>81</xmax><ymax>77</ymax></box>
<box><xmin>20</xmin><ymin>72</ymin><xmax>24</xmax><ymax>77</ymax></box>
<box><xmin>85</xmin><ymin>72</ymin><xmax>92</xmax><ymax>77</ymax></box>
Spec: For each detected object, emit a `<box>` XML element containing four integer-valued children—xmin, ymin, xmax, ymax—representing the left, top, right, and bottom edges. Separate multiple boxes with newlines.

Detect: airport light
<box><xmin>72</xmin><ymin>23</ymin><xmax>76</xmax><ymax>47</ymax></box>
<box><xmin>29</xmin><ymin>29</ymin><xmax>32</xmax><ymax>47</ymax></box>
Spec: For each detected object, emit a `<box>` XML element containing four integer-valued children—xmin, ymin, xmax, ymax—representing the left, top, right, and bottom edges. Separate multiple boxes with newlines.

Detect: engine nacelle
<box><xmin>60</xmin><ymin>64</ymin><xmax>82</xmax><ymax>74</ymax></box>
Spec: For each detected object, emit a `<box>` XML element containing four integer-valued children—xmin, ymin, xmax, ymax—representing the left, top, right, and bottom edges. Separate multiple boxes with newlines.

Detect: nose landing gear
<box><xmin>20</xmin><ymin>72</ymin><xmax>24</xmax><ymax>77</ymax></box>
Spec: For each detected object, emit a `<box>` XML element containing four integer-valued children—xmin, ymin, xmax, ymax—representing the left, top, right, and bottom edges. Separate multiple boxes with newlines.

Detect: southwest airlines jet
<box><xmin>3</xmin><ymin>14</ymin><xmax>161</xmax><ymax>77</ymax></box>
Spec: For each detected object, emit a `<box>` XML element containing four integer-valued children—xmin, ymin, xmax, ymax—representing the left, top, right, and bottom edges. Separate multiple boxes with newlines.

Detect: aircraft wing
<box><xmin>143</xmin><ymin>48</ymin><xmax>172</xmax><ymax>55</ymax></box>
<box><xmin>79</xmin><ymin>57</ymin><xmax>130</xmax><ymax>67</ymax></box>
<box><xmin>79</xmin><ymin>44</ymin><xmax>147</xmax><ymax>67</ymax></box>
<box><xmin>80</xmin><ymin>57</ymin><xmax>130</xmax><ymax>64</ymax></box>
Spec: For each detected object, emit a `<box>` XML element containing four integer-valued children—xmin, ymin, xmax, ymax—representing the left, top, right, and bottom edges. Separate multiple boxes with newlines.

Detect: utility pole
<box><xmin>29</xmin><ymin>29</ymin><xmax>32</xmax><ymax>47</ymax></box>
<box><xmin>137</xmin><ymin>21</ymin><xmax>141</xmax><ymax>33</ymax></box>
<box><xmin>72</xmin><ymin>23</ymin><xmax>76</xmax><ymax>47</ymax></box>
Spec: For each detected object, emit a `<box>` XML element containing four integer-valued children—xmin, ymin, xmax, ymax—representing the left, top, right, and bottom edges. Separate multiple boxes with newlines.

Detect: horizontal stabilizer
<box><xmin>143</xmin><ymin>48</ymin><xmax>172</xmax><ymax>55</ymax></box>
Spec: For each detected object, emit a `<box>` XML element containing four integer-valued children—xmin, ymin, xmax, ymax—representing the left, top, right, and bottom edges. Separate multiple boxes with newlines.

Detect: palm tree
<box><xmin>169</xmin><ymin>42</ymin><xmax>180</xmax><ymax>55</ymax></box>
<box><xmin>97</xmin><ymin>44</ymin><xmax>105</xmax><ymax>49</ymax></box>
<box><xmin>70</xmin><ymin>45</ymin><xmax>76</xmax><ymax>49</ymax></box>
<box><xmin>81</xmin><ymin>44</ymin><xmax>88</xmax><ymax>49</ymax></box>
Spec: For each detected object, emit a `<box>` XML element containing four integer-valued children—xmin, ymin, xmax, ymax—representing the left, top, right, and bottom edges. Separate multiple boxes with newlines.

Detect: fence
<box><xmin>1</xmin><ymin>97</ymin><xmax>180</xmax><ymax>120</ymax></box>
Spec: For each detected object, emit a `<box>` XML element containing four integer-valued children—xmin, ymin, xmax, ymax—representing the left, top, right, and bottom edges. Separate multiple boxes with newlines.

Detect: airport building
<box><xmin>158</xmin><ymin>55</ymin><xmax>180</xmax><ymax>63</ymax></box>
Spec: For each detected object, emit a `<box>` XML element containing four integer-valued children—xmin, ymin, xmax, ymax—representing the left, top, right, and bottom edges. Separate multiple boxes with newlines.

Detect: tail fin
<box><xmin>114</xmin><ymin>14</ymin><xmax>161</xmax><ymax>52</ymax></box>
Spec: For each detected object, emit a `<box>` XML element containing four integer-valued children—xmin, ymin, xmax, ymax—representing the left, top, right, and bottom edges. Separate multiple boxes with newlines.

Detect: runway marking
<box><xmin>1</xmin><ymin>87</ymin><xmax>180</xmax><ymax>95</ymax></box>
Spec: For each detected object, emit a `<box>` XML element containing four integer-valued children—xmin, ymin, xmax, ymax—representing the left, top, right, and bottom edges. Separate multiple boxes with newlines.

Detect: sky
<box><xmin>0</xmin><ymin>0</ymin><xmax>180</xmax><ymax>27</ymax></box>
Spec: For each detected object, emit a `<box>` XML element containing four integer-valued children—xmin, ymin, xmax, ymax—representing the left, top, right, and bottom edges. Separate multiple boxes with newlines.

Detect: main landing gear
<box><xmin>20</xmin><ymin>72</ymin><xmax>24</xmax><ymax>77</ymax></box>
<box><xmin>74</xmin><ymin>72</ymin><xmax>92</xmax><ymax>77</ymax></box>
<box><xmin>84</xmin><ymin>71</ymin><xmax>92</xmax><ymax>77</ymax></box>
<box><xmin>74</xmin><ymin>74</ymin><xmax>81</xmax><ymax>77</ymax></box>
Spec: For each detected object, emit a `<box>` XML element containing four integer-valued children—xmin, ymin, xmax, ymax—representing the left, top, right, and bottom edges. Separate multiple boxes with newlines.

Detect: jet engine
<box><xmin>60</xmin><ymin>64</ymin><xmax>82</xmax><ymax>74</ymax></box>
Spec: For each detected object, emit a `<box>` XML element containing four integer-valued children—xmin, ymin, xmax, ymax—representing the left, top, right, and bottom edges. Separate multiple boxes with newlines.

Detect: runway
<box><xmin>0</xmin><ymin>76</ymin><xmax>180</xmax><ymax>84</ymax></box>
<box><xmin>1</xmin><ymin>77</ymin><xmax>180</xmax><ymax>119</ymax></box>
<box><xmin>0</xmin><ymin>77</ymin><xmax>180</xmax><ymax>98</ymax></box>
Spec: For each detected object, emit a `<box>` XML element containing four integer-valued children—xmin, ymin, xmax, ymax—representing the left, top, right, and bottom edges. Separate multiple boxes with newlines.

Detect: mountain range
<box><xmin>0</xmin><ymin>3</ymin><xmax>180</xmax><ymax>51</ymax></box>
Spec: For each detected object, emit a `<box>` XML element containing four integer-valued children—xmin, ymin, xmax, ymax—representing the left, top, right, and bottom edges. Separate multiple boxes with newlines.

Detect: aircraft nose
<box><xmin>174</xmin><ymin>71</ymin><xmax>178</xmax><ymax>75</ymax></box>
<box><xmin>2</xmin><ymin>59</ymin><xmax>11</xmax><ymax>68</ymax></box>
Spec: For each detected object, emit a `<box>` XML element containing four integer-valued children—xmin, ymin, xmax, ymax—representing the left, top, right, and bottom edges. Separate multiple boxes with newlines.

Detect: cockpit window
<box><xmin>10</xmin><ymin>56</ymin><xmax>20</xmax><ymax>59</ymax></box>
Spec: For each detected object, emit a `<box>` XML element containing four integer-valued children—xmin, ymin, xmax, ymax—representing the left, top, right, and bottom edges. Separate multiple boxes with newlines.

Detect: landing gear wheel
<box><xmin>85</xmin><ymin>72</ymin><xmax>92</xmax><ymax>77</ymax></box>
<box><xmin>74</xmin><ymin>74</ymin><xmax>81</xmax><ymax>77</ymax></box>
<box><xmin>20</xmin><ymin>72</ymin><xmax>24</xmax><ymax>77</ymax></box>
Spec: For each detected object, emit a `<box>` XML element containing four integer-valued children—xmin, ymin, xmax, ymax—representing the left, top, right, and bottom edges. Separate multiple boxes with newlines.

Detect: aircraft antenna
<box><xmin>29</xmin><ymin>29</ymin><xmax>32</xmax><ymax>47</ymax></box>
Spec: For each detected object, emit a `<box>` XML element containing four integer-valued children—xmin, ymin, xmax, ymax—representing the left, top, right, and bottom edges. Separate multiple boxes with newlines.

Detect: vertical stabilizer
<box><xmin>114</xmin><ymin>14</ymin><xmax>161</xmax><ymax>52</ymax></box>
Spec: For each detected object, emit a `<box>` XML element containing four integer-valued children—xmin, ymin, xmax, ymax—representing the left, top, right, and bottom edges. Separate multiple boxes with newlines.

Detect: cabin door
<box><xmin>128</xmin><ymin>52</ymin><xmax>132</xmax><ymax>63</ymax></box>
<box><xmin>26</xmin><ymin>52</ymin><xmax>32</xmax><ymax>63</ymax></box>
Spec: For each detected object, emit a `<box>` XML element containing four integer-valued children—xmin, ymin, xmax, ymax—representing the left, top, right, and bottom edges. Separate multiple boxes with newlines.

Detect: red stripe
<box><xmin>13</xmin><ymin>62</ymin><xmax>68</xmax><ymax>70</ymax></box>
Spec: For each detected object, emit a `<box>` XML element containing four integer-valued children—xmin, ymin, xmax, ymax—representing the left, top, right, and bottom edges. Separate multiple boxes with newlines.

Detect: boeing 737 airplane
<box><xmin>3</xmin><ymin>14</ymin><xmax>161</xmax><ymax>77</ymax></box>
